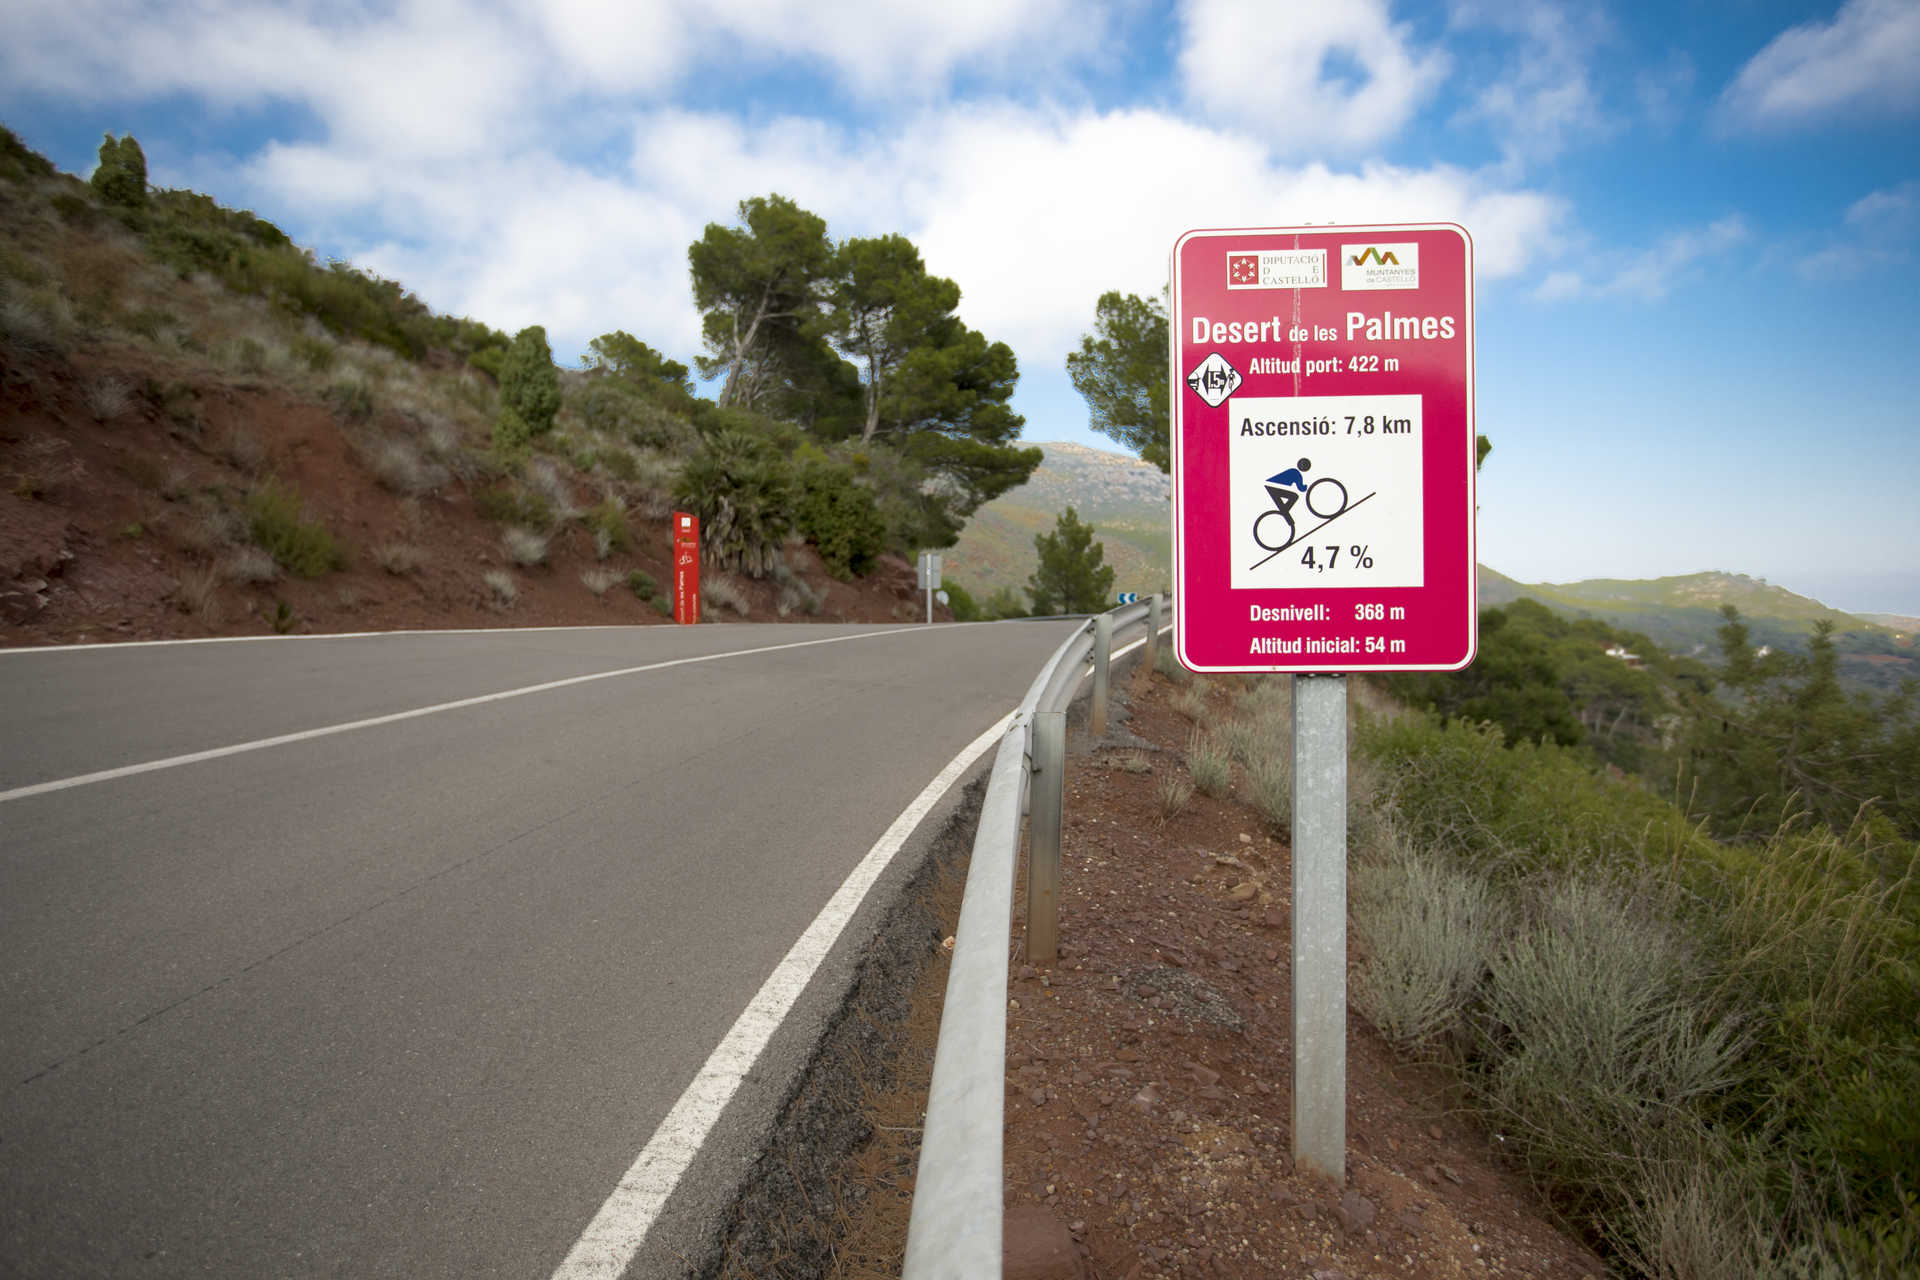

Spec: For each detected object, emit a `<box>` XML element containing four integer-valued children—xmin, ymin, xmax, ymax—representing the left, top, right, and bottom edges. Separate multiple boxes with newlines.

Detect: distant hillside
<box><xmin>1477</xmin><ymin>568</ymin><xmax>1916</xmax><ymax>694</ymax></box>
<box><xmin>944</xmin><ymin>442</ymin><xmax>1170</xmax><ymax>605</ymax></box>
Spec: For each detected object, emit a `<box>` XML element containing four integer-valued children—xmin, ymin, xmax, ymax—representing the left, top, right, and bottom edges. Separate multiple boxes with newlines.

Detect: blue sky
<box><xmin>3</xmin><ymin>0</ymin><xmax>1917</xmax><ymax>613</ymax></box>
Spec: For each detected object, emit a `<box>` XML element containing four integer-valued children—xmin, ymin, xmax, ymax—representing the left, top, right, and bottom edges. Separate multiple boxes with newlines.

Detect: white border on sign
<box><xmin>1167</xmin><ymin>222</ymin><xmax>1477</xmax><ymax>674</ymax></box>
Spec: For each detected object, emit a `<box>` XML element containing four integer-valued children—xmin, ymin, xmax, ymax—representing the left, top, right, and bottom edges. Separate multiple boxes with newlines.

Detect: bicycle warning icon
<box><xmin>1248</xmin><ymin>458</ymin><xmax>1376</xmax><ymax>571</ymax></box>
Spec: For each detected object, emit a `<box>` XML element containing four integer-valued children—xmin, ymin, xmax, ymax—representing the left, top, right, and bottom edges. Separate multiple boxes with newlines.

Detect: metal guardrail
<box><xmin>902</xmin><ymin>597</ymin><xmax>1169</xmax><ymax>1279</ymax></box>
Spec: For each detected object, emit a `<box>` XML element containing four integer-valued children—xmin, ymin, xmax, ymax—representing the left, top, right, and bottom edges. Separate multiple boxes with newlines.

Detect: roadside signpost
<box><xmin>673</xmin><ymin>512</ymin><xmax>700</xmax><ymax>625</ymax></box>
<box><xmin>917</xmin><ymin>552</ymin><xmax>942</xmax><ymax>624</ymax></box>
<box><xmin>1170</xmin><ymin>223</ymin><xmax>1477</xmax><ymax>1184</ymax></box>
<box><xmin>1117</xmin><ymin>592</ymin><xmax>1139</xmax><ymax>604</ymax></box>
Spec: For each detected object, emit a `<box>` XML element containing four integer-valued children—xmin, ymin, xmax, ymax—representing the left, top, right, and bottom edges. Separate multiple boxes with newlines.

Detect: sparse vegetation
<box><xmin>626</xmin><ymin>569</ymin><xmax>658</xmax><ymax>601</ymax></box>
<box><xmin>245</xmin><ymin>485</ymin><xmax>347</xmax><ymax>577</ymax></box>
<box><xmin>372</xmin><ymin>541</ymin><xmax>427</xmax><ymax>575</ymax></box>
<box><xmin>221</xmin><ymin>545</ymin><xmax>279</xmax><ymax>584</ymax></box>
<box><xmin>482</xmin><ymin>569</ymin><xmax>518</xmax><ymax>608</ymax></box>
<box><xmin>84</xmin><ymin>376</ymin><xmax>131</xmax><ymax>421</ymax></box>
<box><xmin>702</xmin><ymin>573</ymin><xmax>752</xmax><ymax>617</ymax></box>
<box><xmin>501</xmin><ymin>526</ymin><xmax>548</xmax><ymax>567</ymax></box>
<box><xmin>579</xmin><ymin>567</ymin><xmax>621</xmax><ymax>597</ymax></box>
<box><xmin>1185</xmin><ymin>728</ymin><xmax>1231</xmax><ymax>797</ymax></box>
<box><xmin>1156</xmin><ymin>772</ymin><xmax>1193</xmax><ymax>821</ymax></box>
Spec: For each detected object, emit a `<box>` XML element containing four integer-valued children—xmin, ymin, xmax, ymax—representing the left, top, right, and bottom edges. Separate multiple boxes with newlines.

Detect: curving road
<box><xmin>0</xmin><ymin>621</ymin><xmax>1073</xmax><ymax>1278</ymax></box>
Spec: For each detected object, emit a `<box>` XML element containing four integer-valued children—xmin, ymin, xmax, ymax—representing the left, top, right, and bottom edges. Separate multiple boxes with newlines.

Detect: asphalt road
<box><xmin>0</xmin><ymin>620</ymin><xmax>1074</xmax><ymax>1278</ymax></box>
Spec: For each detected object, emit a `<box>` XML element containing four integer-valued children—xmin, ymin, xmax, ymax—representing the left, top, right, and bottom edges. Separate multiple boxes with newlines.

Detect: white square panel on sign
<box><xmin>1225</xmin><ymin>394</ymin><xmax>1425</xmax><ymax>591</ymax></box>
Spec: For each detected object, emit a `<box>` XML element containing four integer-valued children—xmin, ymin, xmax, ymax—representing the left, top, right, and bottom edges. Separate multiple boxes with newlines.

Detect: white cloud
<box><xmin>232</xmin><ymin>101</ymin><xmax>1561</xmax><ymax>384</ymax></box>
<box><xmin>0</xmin><ymin>0</ymin><xmax>1118</xmax><ymax>142</ymax></box>
<box><xmin>1797</xmin><ymin>180</ymin><xmax>1919</xmax><ymax>280</ymax></box>
<box><xmin>1601</xmin><ymin>215</ymin><xmax>1749</xmax><ymax>300</ymax></box>
<box><xmin>1721</xmin><ymin>0</ymin><xmax>1920</xmax><ymax>129</ymax></box>
<box><xmin>1177</xmin><ymin>0</ymin><xmax>1450</xmax><ymax>151</ymax></box>
<box><xmin>1449</xmin><ymin>0</ymin><xmax>1612</xmax><ymax>165</ymax></box>
<box><xmin>1534</xmin><ymin>270</ymin><xmax>1584</xmax><ymax>300</ymax></box>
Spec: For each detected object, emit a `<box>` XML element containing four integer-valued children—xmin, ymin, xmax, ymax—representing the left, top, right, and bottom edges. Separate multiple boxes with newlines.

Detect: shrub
<box><xmin>795</xmin><ymin>460</ymin><xmax>885</xmax><ymax>577</ymax></box>
<box><xmin>584</xmin><ymin>497</ymin><xmax>628</xmax><ymax>558</ymax></box>
<box><xmin>326</xmin><ymin>376</ymin><xmax>374</xmax><ymax>423</ymax></box>
<box><xmin>291</xmin><ymin>334</ymin><xmax>337</xmax><ymax>373</ymax></box>
<box><xmin>221</xmin><ymin>545</ymin><xmax>279</xmax><ymax>584</ymax></box>
<box><xmin>673</xmin><ymin>429</ymin><xmax>797</xmax><ymax>579</ymax></box>
<box><xmin>702</xmin><ymin>573</ymin><xmax>752</xmax><ymax>617</ymax></box>
<box><xmin>495</xmin><ymin>325</ymin><xmax>559</xmax><ymax>451</ymax></box>
<box><xmin>1171</xmin><ymin>683</ymin><xmax>1210</xmax><ymax>723</ymax></box>
<box><xmin>84</xmin><ymin>376</ymin><xmax>131</xmax><ymax>422</ymax></box>
<box><xmin>245</xmin><ymin>485</ymin><xmax>347</xmax><ymax>577</ymax></box>
<box><xmin>1157</xmin><ymin>773</ymin><xmax>1194</xmax><ymax>821</ymax></box>
<box><xmin>1186</xmin><ymin>729</ymin><xmax>1231</xmax><ymax>797</ymax></box>
<box><xmin>579</xmin><ymin>567</ymin><xmax>621</xmax><ymax>597</ymax></box>
<box><xmin>1471</xmin><ymin>876</ymin><xmax>1750</xmax><ymax>1206</ymax></box>
<box><xmin>482</xmin><ymin>569</ymin><xmax>517</xmax><ymax>608</ymax></box>
<box><xmin>372</xmin><ymin>541</ymin><xmax>426</xmax><ymax>574</ymax></box>
<box><xmin>502</xmin><ymin>526</ymin><xmax>548</xmax><ymax>566</ymax></box>
<box><xmin>473</xmin><ymin>486</ymin><xmax>553</xmax><ymax>529</ymax></box>
<box><xmin>364</xmin><ymin>436</ymin><xmax>445</xmax><ymax>495</ymax></box>
<box><xmin>173</xmin><ymin>565</ymin><xmax>221</xmax><ymax>622</ymax></box>
<box><xmin>627</xmin><ymin>570</ymin><xmax>658</xmax><ymax>601</ymax></box>
<box><xmin>89</xmin><ymin>133</ymin><xmax>147</xmax><ymax>210</ymax></box>
<box><xmin>1351</xmin><ymin>829</ymin><xmax>1502</xmax><ymax>1051</ymax></box>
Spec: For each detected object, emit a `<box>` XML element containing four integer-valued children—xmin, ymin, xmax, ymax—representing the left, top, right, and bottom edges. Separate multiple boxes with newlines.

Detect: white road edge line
<box><xmin>550</xmin><ymin>710</ymin><xmax>1015</xmax><ymax>1280</ymax></box>
<box><xmin>0</xmin><ymin>627</ymin><xmax>923</xmax><ymax>805</ymax></box>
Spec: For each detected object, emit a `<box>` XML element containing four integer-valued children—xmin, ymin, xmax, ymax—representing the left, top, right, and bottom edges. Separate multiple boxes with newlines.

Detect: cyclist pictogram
<box><xmin>1248</xmin><ymin>457</ymin><xmax>1375</xmax><ymax>571</ymax></box>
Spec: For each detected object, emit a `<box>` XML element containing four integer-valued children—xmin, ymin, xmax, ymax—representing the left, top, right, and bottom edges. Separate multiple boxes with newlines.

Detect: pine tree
<box><xmin>89</xmin><ymin>133</ymin><xmax>147</xmax><ymax>209</ymax></box>
<box><xmin>493</xmin><ymin>325</ymin><xmax>560</xmax><ymax>455</ymax></box>
<box><xmin>1028</xmin><ymin>507</ymin><xmax>1115</xmax><ymax>615</ymax></box>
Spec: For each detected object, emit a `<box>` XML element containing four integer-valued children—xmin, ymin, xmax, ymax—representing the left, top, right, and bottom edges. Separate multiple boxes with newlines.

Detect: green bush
<box><xmin>89</xmin><ymin>134</ymin><xmax>147</xmax><ymax>209</ymax></box>
<box><xmin>0</xmin><ymin>126</ymin><xmax>56</xmax><ymax>184</ymax></box>
<box><xmin>1351</xmin><ymin>828</ymin><xmax>1502</xmax><ymax>1050</ymax></box>
<box><xmin>496</xmin><ymin>325</ymin><xmax>559</xmax><ymax>449</ymax></box>
<box><xmin>672</xmin><ymin>428</ymin><xmax>797</xmax><ymax>578</ymax></box>
<box><xmin>246</xmin><ymin>485</ymin><xmax>346</xmax><ymax>577</ymax></box>
<box><xmin>473</xmin><ymin>485</ymin><xmax>553</xmax><ymax>529</ymax></box>
<box><xmin>794</xmin><ymin>460</ymin><xmax>884</xmax><ymax>577</ymax></box>
<box><xmin>627</xmin><ymin>570</ymin><xmax>658</xmax><ymax>601</ymax></box>
<box><xmin>584</xmin><ymin>498</ymin><xmax>629</xmax><ymax>555</ymax></box>
<box><xmin>943</xmin><ymin>580</ymin><xmax>980</xmax><ymax>621</ymax></box>
<box><xmin>1359</xmin><ymin>709</ymin><xmax>1711</xmax><ymax>878</ymax></box>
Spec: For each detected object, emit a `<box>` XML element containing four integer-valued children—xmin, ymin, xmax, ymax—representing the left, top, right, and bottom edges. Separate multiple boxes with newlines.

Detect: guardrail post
<box><xmin>1025</xmin><ymin>710</ymin><xmax>1065</xmax><ymax>964</ymax></box>
<box><xmin>1147</xmin><ymin>594</ymin><xmax>1163</xmax><ymax>671</ymax></box>
<box><xmin>1091</xmin><ymin>613</ymin><xmax>1112</xmax><ymax>739</ymax></box>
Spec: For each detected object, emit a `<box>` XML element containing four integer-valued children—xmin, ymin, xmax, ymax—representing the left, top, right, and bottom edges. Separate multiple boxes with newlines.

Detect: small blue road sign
<box><xmin>1117</xmin><ymin>592</ymin><xmax>1139</xmax><ymax>604</ymax></box>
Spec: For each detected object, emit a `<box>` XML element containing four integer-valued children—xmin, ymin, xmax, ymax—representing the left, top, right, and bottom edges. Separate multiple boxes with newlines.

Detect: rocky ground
<box><xmin>825</xmin><ymin>659</ymin><xmax>1612</xmax><ymax>1280</ymax></box>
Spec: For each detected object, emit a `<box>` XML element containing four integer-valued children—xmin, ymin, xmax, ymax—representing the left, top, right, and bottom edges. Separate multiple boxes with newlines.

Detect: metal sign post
<box><xmin>1168</xmin><ymin>222</ymin><xmax>1477</xmax><ymax>1186</ymax></box>
<box><xmin>917</xmin><ymin>552</ymin><xmax>942</xmax><ymax>624</ymax></box>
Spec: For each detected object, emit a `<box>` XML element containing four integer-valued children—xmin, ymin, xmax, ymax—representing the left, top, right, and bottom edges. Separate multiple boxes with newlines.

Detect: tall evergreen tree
<box><xmin>1028</xmin><ymin>507</ymin><xmax>1115</xmax><ymax>615</ymax></box>
<box><xmin>1066</xmin><ymin>290</ymin><xmax>1169</xmax><ymax>471</ymax></box>
<box><xmin>688</xmin><ymin>195</ymin><xmax>834</xmax><ymax>410</ymax></box>
<box><xmin>494</xmin><ymin>325</ymin><xmax>560</xmax><ymax>454</ymax></box>
<box><xmin>89</xmin><ymin>133</ymin><xmax>147</xmax><ymax>209</ymax></box>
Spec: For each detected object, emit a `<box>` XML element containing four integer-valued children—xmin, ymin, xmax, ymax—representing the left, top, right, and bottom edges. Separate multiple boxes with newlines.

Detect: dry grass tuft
<box><xmin>373</xmin><ymin>541</ymin><xmax>427</xmax><ymax>575</ymax></box>
<box><xmin>579</xmin><ymin>567</ymin><xmax>621</xmax><ymax>597</ymax></box>
<box><xmin>221</xmin><ymin>546</ymin><xmax>279</xmax><ymax>584</ymax></box>
<box><xmin>482</xmin><ymin>569</ymin><xmax>518</xmax><ymax>608</ymax></box>
<box><xmin>84</xmin><ymin>376</ymin><xmax>131</xmax><ymax>422</ymax></box>
<box><xmin>502</xmin><ymin>526</ymin><xmax>549</xmax><ymax>567</ymax></box>
<box><xmin>173</xmin><ymin>565</ymin><xmax>222</xmax><ymax>624</ymax></box>
<box><xmin>703</xmin><ymin>573</ymin><xmax>752</xmax><ymax>617</ymax></box>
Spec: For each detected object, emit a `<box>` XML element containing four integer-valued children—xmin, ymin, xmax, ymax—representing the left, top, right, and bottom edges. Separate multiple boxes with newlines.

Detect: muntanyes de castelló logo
<box><xmin>1341</xmin><ymin>242</ymin><xmax>1419</xmax><ymax>291</ymax></box>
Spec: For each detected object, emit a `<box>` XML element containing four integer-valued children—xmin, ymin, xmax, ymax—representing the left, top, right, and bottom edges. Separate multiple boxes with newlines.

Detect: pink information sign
<box><xmin>1170</xmin><ymin>223</ymin><xmax>1477</xmax><ymax>672</ymax></box>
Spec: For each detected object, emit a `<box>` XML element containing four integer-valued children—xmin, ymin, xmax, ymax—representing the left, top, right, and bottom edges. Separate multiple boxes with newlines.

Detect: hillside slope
<box><xmin>0</xmin><ymin>132</ymin><xmax>945</xmax><ymax>645</ymax></box>
<box><xmin>943</xmin><ymin>441</ymin><xmax>1171</xmax><ymax>606</ymax></box>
